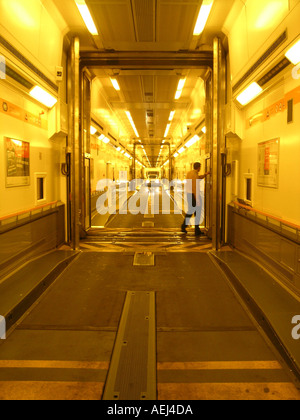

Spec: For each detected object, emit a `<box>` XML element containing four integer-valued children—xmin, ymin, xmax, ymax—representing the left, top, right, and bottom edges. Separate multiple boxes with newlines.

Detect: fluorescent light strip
<box><xmin>185</xmin><ymin>135</ymin><xmax>200</xmax><ymax>148</ymax></box>
<box><xmin>75</xmin><ymin>0</ymin><xmax>98</xmax><ymax>35</ymax></box>
<box><xmin>193</xmin><ymin>0</ymin><xmax>214</xmax><ymax>36</ymax></box>
<box><xmin>110</xmin><ymin>78</ymin><xmax>120</xmax><ymax>91</ymax></box>
<box><xmin>90</xmin><ymin>126</ymin><xmax>97</xmax><ymax>135</ymax></box>
<box><xmin>175</xmin><ymin>78</ymin><xmax>186</xmax><ymax>100</ymax></box>
<box><xmin>125</xmin><ymin>111</ymin><xmax>139</xmax><ymax>137</ymax></box>
<box><xmin>236</xmin><ymin>82</ymin><xmax>263</xmax><ymax>106</ymax></box>
<box><xmin>175</xmin><ymin>91</ymin><xmax>182</xmax><ymax>100</ymax></box>
<box><xmin>29</xmin><ymin>86</ymin><xmax>57</xmax><ymax>108</ymax></box>
<box><xmin>177</xmin><ymin>78</ymin><xmax>186</xmax><ymax>91</ymax></box>
<box><xmin>98</xmin><ymin>134</ymin><xmax>110</xmax><ymax>144</ymax></box>
<box><xmin>164</xmin><ymin>123</ymin><xmax>171</xmax><ymax>138</ymax></box>
<box><xmin>285</xmin><ymin>39</ymin><xmax>300</xmax><ymax>65</ymax></box>
<box><xmin>169</xmin><ymin>111</ymin><xmax>175</xmax><ymax>121</ymax></box>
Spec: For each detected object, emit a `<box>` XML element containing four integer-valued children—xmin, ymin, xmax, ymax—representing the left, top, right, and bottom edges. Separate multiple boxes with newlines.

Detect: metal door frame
<box><xmin>68</xmin><ymin>37</ymin><xmax>80</xmax><ymax>250</ymax></box>
<box><xmin>68</xmin><ymin>48</ymin><xmax>228</xmax><ymax>247</ymax></box>
<box><xmin>204</xmin><ymin>154</ymin><xmax>212</xmax><ymax>233</ymax></box>
<box><xmin>81</xmin><ymin>70</ymin><xmax>92</xmax><ymax>232</ymax></box>
<box><xmin>211</xmin><ymin>37</ymin><xmax>226</xmax><ymax>250</ymax></box>
<box><xmin>84</xmin><ymin>157</ymin><xmax>91</xmax><ymax>229</ymax></box>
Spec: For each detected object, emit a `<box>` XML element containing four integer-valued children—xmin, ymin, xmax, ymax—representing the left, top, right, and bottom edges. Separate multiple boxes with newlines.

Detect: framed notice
<box><xmin>258</xmin><ymin>138</ymin><xmax>279</xmax><ymax>188</ymax></box>
<box><xmin>5</xmin><ymin>137</ymin><xmax>30</xmax><ymax>187</ymax></box>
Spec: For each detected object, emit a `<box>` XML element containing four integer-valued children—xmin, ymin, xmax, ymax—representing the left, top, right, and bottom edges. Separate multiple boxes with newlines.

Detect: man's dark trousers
<box><xmin>182</xmin><ymin>193</ymin><xmax>201</xmax><ymax>232</ymax></box>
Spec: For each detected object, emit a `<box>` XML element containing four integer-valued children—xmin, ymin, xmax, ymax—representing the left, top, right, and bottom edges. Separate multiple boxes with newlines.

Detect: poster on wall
<box><xmin>258</xmin><ymin>138</ymin><xmax>279</xmax><ymax>188</ymax></box>
<box><xmin>5</xmin><ymin>137</ymin><xmax>30</xmax><ymax>187</ymax></box>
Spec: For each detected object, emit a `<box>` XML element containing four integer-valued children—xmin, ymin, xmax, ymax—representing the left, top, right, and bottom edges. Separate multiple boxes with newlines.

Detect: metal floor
<box><xmin>0</xmin><ymin>188</ymin><xmax>299</xmax><ymax>400</ymax></box>
<box><xmin>0</xmin><ymin>228</ymin><xmax>299</xmax><ymax>400</ymax></box>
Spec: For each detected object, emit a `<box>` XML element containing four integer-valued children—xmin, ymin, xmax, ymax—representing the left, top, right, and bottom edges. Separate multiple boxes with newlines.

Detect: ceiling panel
<box><xmin>155</xmin><ymin>75</ymin><xmax>178</xmax><ymax>103</ymax></box>
<box><xmin>132</xmin><ymin>0</ymin><xmax>155</xmax><ymax>42</ymax></box>
<box><xmin>87</xmin><ymin>0</ymin><xmax>135</xmax><ymax>44</ymax></box>
<box><xmin>157</xmin><ymin>0</ymin><xmax>201</xmax><ymax>43</ymax></box>
<box><xmin>119</xmin><ymin>76</ymin><xmax>143</xmax><ymax>102</ymax></box>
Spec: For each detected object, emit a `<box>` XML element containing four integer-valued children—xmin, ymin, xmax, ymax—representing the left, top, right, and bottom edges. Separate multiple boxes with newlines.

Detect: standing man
<box><xmin>181</xmin><ymin>162</ymin><xmax>210</xmax><ymax>236</ymax></box>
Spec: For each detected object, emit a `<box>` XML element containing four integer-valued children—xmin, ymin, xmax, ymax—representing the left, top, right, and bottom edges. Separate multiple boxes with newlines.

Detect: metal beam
<box><xmin>80</xmin><ymin>51</ymin><xmax>213</xmax><ymax>70</ymax></box>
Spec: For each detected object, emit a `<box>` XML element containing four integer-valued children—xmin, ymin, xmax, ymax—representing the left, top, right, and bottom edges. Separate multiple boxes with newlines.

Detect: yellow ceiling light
<box><xmin>164</xmin><ymin>123</ymin><xmax>171</xmax><ymax>138</ymax></box>
<box><xmin>90</xmin><ymin>126</ymin><xmax>97</xmax><ymax>135</ymax></box>
<box><xmin>193</xmin><ymin>0</ymin><xmax>214</xmax><ymax>36</ymax></box>
<box><xmin>175</xmin><ymin>78</ymin><xmax>186</xmax><ymax>100</ymax></box>
<box><xmin>75</xmin><ymin>0</ymin><xmax>98</xmax><ymax>35</ymax></box>
<box><xmin>178</xmin><ymin>147</ymin><xmax>185</xmax><ymax>154</ymax></box>
<box><xmin>29</xmin><ymin>86</ymin><xmax>57</xmax><ymax>108</ymax></box>
<box><xmin>185</xmin><ymin>135</ymin><xmax>200</xmax><ymax>148</ymax></box>
<box><xmin>285</xmin><ymin>39</ymin><xmax>300</xmax><ymax>65</ymax></box>
<box><xmin>98</xmin><ymin>134</ymin><xmax>109</xmax><ymax>143</ymax></box>
<box><xmin>202</xmin><ymin>126</ymin><xmax>207</xmax><ymax>134</ymax></box>
<box><xmin>169</xmin><ymin>111</ymin><xmax>175</xmax><ymax>121</ymax></box>
<box><xmin>177</xmin><ymin>78</ymin><xmax>186</xmax><ymax>91</ymax></box>
<box><xmin>125</xmin><ymin>111</ymin><xmax>139</xmax><ymax>137</ymax></box>
<box><xmin>110</xmin><ymin>78</ymin><xmax>120</xmax><ymax>91</ymax></box>
<box><xmin>175</xmin><ymin>91</ymin><xmax>182</xmax><ymax>100</ymax></box>
<box><xmin>236</xmin><ymin>82</ymin><xmax>263</xmax><ymax>106</ymax></box>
